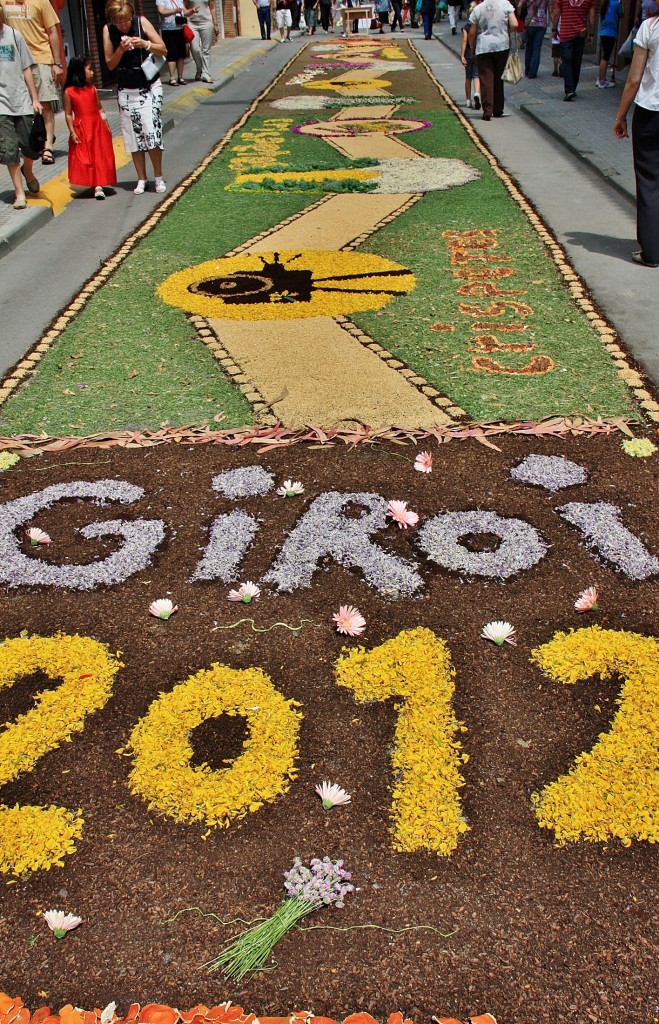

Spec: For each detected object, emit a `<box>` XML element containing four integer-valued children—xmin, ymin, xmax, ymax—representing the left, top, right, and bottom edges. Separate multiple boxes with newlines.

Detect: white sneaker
<box><xmin>596</xmin><ymin>79</ymin><xmax>615</xmax><ymax>88</ymax></box>
<box><xmin>94</xmin><ymin>186</ymin><xmax>106</xmax><ymax>200</ymax></box>
<box><xmin>133</xmin><ymin>179</ymin><xmax>147</xmax><ymax>195</ymax></box>
<box><xmin>467</xmin><ymin>99</ymin><xmax>473</xmax><ymax>107</ymax></box>
<box><xmin>155</xmin><ymin>177</ymin><xmax>166</xmax><ymax>193</ymax></box>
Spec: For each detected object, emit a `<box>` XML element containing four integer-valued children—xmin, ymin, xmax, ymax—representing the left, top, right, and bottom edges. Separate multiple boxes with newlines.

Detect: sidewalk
<box><xmin>0</xmin><ymin>35</ymin><xmax>277</xmax><ymax>258</ymax></box>
<box><xmin>433</xmin><ymin>20</ymin><xmax>636</xmax><ymax>202</ymax></box>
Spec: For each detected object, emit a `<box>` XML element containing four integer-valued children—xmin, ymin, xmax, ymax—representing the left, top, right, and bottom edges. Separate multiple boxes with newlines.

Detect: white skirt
<box><xmin>117</xmin><ymin>80</ymin><xmax>164</xmax><ymax>153</ymax></box>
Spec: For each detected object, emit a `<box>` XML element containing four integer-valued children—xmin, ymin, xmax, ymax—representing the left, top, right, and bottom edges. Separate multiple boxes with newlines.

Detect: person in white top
<box><xmin>189</xmin><ymin>0</ymin><xmax>219</xmax><ymax>82</ymax></box>
<box><xmin>468</xmin><ymin>0</ymin><xmax>517</xmax><ymax>119</ymax></box>
<box><xmin>614</xmin><ymin>0</ymin><xmax>659</xmax><ymax>266</ymax></box>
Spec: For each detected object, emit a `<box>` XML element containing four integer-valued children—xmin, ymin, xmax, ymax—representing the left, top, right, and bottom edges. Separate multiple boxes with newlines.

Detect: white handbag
<box><xmin>501</xmin><ymin>34</ymin><xmax>523</xmax><ymax>84</ymax></box>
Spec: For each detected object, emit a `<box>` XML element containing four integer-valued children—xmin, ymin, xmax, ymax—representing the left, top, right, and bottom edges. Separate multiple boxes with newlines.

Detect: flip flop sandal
<box><xmin>41</xmin><ymin>148</ymin><xmax>55</xmax><ymax>165</ymax></box>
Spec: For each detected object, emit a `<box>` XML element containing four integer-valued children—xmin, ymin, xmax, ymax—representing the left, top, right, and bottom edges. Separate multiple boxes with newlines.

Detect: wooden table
<box><xmin>340</xmin><ymin>4</ymin><xmax>375</xmax><ymax>35</ymax></box>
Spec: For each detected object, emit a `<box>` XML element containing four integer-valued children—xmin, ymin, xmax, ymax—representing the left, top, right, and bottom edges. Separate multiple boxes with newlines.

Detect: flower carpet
<box><xmin>0</xmin><ymin>37</ymin><xmax>658</xmax><ymax>1024</ymax></box>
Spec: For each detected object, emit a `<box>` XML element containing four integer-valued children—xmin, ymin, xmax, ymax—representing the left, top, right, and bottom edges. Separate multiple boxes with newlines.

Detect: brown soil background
<box><xmin>0</xmin><ymin>436</ymin><xmax>657</xmax><ymax>1024</ymax></box>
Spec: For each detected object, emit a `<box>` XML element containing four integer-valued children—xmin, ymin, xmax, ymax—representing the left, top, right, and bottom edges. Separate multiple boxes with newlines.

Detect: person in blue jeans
<box><xmin>253</xmin><ymin>0</ymin><xmax>272</xmax><ymax>37</ymax></box>
<box><xmin>551</xmin><ymin>0</ymin><xmax>596</xmax><ymax>99</ymax></box>
<box><xmin>523</xmin><ymin>0</ymin><xmax>548</xmax><ymax>75</ymax></box>
<box><xmin>421</xmin><ymin>0</ymin><xmax>436</xmax><ymax>34</ymax></box>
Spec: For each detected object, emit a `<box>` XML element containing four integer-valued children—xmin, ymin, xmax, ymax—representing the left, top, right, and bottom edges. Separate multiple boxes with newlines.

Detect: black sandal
<box><xmin>41</xmin><ymin>147</ymin><xmax>55</xmax><ymax>165</ymax></box>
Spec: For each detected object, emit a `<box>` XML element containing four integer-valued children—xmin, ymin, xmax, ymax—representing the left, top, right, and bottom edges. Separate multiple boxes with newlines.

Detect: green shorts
<box><xmin>0</xmin><ymin>114</ymin><xmax>39</xmax><ymax>166</ymax></box>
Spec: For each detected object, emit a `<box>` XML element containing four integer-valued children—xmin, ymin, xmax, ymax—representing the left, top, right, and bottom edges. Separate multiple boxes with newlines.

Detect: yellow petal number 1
<box><xmin>335</xmin><ymin>627</ymin><xmax>469</xmax><ymax>856</ymax></box>
<box><xmin>531</xmin><ymin>626</ymin><xmax>658</xmax><ymax>846</ymax></box>
<box><xmin>0</xmin><ymin>634</ymin><xmax>121</xmax><ymax>876</ymax></box>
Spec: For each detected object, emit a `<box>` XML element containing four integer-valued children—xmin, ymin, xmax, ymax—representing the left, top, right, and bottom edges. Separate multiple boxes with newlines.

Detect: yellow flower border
<box><xmin>335</xmin><ymin>627</ymin><xmax>468</xmax><ymax>856</ymax></box>
<box><xmin>530</xmin><ymin>626</ymin><xmax>659</xmax><ymax>846</ymax></box>
<box><xmin>127</xmin><ymin>663</ymin><xmax>302</xmax><ymax>827</ymax></box>
<box><xmin>0</xmin><ymin>633</ymin><xmax>122</xmax><ymax>875</ymax></box>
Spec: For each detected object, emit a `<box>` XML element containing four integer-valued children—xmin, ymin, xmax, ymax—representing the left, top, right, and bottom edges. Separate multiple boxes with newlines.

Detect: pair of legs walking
<box><xmin>524</xmin><ymin>25</ymin><xmax>545</xmax><ymax>78</ymax></box>
<box><xmin>191</xmin><ymin>23</ymin><xmax>215</xmax><ymax>78</ymax></box>
<box><xmin>476</xmin><ymin>48</ymin><xmax>508</xmax><ymax>118</ymax></box>
<box><xmin>560</xmin><ymin>35</ymin><xmax>585</xmax><ymax>98</ymax></box>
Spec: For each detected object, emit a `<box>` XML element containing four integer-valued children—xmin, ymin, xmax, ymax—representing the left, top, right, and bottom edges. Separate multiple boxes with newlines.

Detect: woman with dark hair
<box><xmin>63</xmin><ymin>54</ymin><xmax>116</xmax><ymax>199</ymax></box>
<box><xmin>614</xmin><ymin>0</ymin><xmax>659</xmax><ymax>265</ymax></box>
<box><xmin>103</xmin><ymin>0</ymin><xmax>168</xmax><ymax>193</ymax></box>
<box><xmin>468</xmin><ymin>0</ymin><xmax>518</xmax><ymax>119</ymax></box>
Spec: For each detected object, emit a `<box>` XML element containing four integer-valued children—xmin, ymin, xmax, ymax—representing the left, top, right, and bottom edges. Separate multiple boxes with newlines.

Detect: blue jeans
<box><xmin>422</xmin><ymin>12</ymin><xmax>433</xmax><ymax>34</ymax></box>
<box><xmin>560</xmin><ymin>36</ymin><xmax>586</xmax><ymax>95</ymax></box>
<box><xmin>524</xmin><ymin>24</ymin><xmax>545</xmax><ymax>77</ymax></box>
<box><xmin>256</xmin><ymin>5</ymin><xmax>271</xmax><ymax>36</ymax></box>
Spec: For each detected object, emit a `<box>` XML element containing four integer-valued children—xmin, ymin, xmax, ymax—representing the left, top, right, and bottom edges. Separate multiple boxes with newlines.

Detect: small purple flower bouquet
<box><xmin>206</xmin><ymin>856</ymin><xmax>354</xmax><ymax>980</ymax></box>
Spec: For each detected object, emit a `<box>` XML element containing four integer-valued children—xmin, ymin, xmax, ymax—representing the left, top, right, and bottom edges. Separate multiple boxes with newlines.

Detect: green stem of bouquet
<box><xmin>204</xmin><ymin>897</ymin><xmax>315</xmax><ymax>980</ymax></box>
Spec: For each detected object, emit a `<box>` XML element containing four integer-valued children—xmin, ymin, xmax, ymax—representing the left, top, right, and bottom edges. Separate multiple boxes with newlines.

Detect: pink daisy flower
<box><xmin>333</xmin><ymin>605</ymin><xmax>366</xmax><ymax>636</ymax></box>
<box><xmin>386</xmin><ymin>499</ymin><xmax>419</xmax><ymax>529</ymax></box>
<box><xmin>414</xmin><ymin>451</ymin><xmax>433</xmax><ymax>473</ymax></box>
<box><xmin>574</xmin><ymin>586</ymin><xmax>599</xmax><ymax>612</ymax></box>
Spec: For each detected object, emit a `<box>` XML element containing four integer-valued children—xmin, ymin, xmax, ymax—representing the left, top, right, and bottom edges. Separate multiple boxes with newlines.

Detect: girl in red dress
<box><xmin>63</xmin><ymin>56</ymin><xmax>117</xmax><ymax>200</ymax></box>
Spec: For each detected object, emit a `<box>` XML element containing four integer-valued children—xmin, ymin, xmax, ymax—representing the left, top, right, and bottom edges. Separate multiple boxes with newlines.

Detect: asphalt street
<box><xmin>1</xmin><ymin>30</ymin><xmax>658</xmax><ymax>395</ymax></box>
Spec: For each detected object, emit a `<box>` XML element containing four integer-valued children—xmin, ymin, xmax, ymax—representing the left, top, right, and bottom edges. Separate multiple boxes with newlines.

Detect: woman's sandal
<box><xmin>168</xmin><ymin>79</ymin><xmax>178</xmax><ymax>86</ymax></box>
<box><xmin>41</xmin><ymin>147</ymin><xmax>55</xmax><ymax>165</ymax></box>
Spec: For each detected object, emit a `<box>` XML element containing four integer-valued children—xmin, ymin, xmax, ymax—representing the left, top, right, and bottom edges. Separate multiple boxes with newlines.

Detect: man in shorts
<box><xmin>0</xmin><ymin>2</ymin><xmax>42</xmax><ymax>207</ymax></box>
<box><xmin>275</xmin><ymin>0</ymin><xmax>293</xmax><ymax>38</ymax></box>
<box><xmin>2</xmin><ymin>0</ymin><xmax>63</xmax><ymax>163</ymax></box>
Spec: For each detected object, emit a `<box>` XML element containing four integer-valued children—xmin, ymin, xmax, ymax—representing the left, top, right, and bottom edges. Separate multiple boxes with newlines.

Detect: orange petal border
<box><xmin>0</xmin><ymin>996</ymin><xmax>496</xmax><ymax>1024</ymax></box>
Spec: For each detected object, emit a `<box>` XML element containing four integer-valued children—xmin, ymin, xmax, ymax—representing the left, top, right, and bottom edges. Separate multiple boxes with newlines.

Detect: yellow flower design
<box><xmin>531</xmin><ymin>626</ymin><xmax>658</xmax><ymax>846</ymax></box>
<box><xmin>127</xmin><ymin>663</ymin><xmax>302</xmax><ymax>827</ymax></box>
<box><xmin>158</xmin><ymin>250</ymin><xmax>415</xmax><ymax>322</ymax></box>
<box><xmin>0</xmin><ymin>633</ymin><xmax>122</xmax><ymax>875</ymax></box>
<box><xmin>335</xmin><ymin>627</ymin><xmax>468</xmax><ymax>856</ymax></box>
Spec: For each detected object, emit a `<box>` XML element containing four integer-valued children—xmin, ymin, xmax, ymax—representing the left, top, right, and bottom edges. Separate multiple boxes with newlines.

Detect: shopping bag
<box><xmin>501</xmin><ymin>48</ymin><xmax>523</xmax><ymax>84</ymax></box>
<box><xmin>618</xmin><ymin>26</ymin><xmax>637</xmax><ymax>59</ymax></box>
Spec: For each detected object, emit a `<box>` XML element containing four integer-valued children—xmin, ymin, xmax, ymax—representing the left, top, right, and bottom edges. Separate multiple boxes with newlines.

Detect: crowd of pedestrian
<box><xmin>1</xmin><ymin>0</ymin><xmax>658</xmax><ymax>270</ymax></box>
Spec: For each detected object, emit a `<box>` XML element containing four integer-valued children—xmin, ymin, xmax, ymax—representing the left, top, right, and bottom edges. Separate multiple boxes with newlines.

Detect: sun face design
<box><xmin>158</xmin><ymin>250</ymin><xmax>416</xmax><ymax>321</ymax></box>
<box><xmin>303</xmin><ymin>77</ymin><xmax>392</xmax><ymax>93</ymax></box>
<box><xmin>292</xmin><ymin>117</ymin><xmax>430</xmax><ymax>138</ymax></box>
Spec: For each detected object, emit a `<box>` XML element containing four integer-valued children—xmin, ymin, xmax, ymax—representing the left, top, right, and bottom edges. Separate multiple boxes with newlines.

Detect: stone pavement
<box><xmin>0</xmin><ymin>35</ymin><xmax>278</xmax><ymax>257</ymax></box>
<box><xmin>433</xmin><ymin>19</ymin><xmax>636</xmax><ymax>202</ymax></box>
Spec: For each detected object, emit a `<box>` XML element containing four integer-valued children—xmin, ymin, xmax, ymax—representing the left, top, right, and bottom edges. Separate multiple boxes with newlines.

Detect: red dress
<box><xmin>67</xmin><ymin>86</ymin><xmax>117</xmax><ymax>188</ymax></box>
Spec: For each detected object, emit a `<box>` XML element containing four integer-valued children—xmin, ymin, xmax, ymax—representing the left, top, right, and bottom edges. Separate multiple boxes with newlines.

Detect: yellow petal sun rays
<box><xmin>157</xmin><ymin>250</ymin><xmax>415</xmax><ymax>322</ymax></box>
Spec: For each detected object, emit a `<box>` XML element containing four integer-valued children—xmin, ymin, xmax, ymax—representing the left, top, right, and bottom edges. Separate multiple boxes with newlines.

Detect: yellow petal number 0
<box><xmin>127</xmin><ymin>663</ymin><xmax>302</xmax><ymax>827</ymax></box>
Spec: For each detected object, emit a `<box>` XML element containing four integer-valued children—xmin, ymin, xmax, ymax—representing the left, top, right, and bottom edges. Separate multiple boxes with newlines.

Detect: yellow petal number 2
<box><xmin>531</xmin><ymin>626</ymin><xmax>658</xmax><ymax>846</ymax></box>
<box><xmin>0</xmin><ymin>634</ymin><xmax>121</xmax><ymax>876</ymax></box>
<box><xmin>335</xmin><ymin>627</ymin><xmax>469</xmax><ymax>856</ymax></box>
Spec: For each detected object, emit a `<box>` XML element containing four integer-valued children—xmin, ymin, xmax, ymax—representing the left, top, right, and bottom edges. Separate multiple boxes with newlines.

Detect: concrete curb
<box><xmin>518</xmin><ymin>99</ymin><xmax>635</xmax><ymax>206</ymax></box>
<box><xmin>0</xmin><ymin>203</ymin><xmax>51</xmax><ymax>257</ymax></box>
